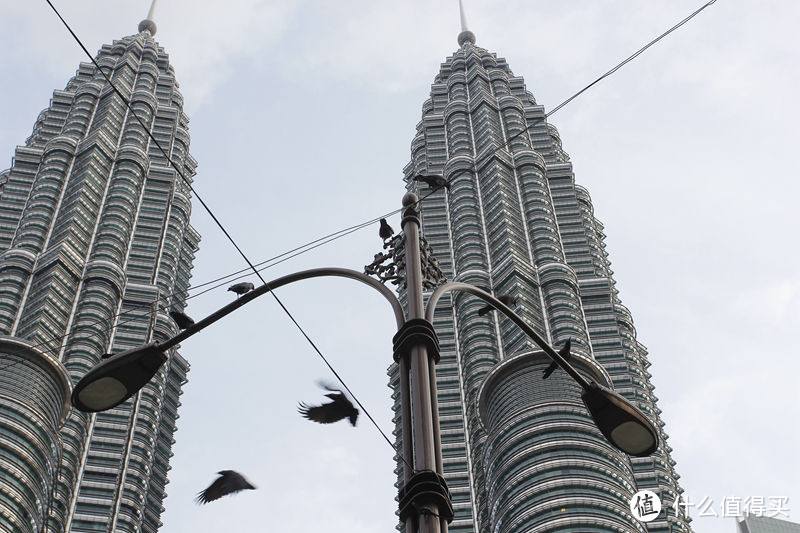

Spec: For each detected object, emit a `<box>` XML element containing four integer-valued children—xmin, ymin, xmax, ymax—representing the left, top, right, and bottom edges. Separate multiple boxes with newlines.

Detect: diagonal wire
<box><xmin>411</xmin><ymin>0</ymin><xmax>719</xmax><ymax>201</ymax></box>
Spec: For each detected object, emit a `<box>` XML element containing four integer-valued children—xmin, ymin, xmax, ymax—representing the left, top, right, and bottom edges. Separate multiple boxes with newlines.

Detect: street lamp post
<box><xmin>71</xmin><ymin>193</ymin><xmax>658</xmax><ymax>532</ymax></box>
<box><xmin>395</xmin><ymin>193</ymin><xmax>451</xmax><ymax>533</ymax></box>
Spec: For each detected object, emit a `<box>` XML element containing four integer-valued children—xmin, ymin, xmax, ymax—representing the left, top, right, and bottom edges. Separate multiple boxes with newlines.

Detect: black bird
<box><xmin>413</xmin><ymin>173</ymin><xmax>450</xmax><ymax>191</ymax></box>
<box><xmin>195</xmin><ymin>470</ymin><xmax>256</xmax><ymax>505</ymax></box>
<box><xmin>228</xmin><ymin>281</ymin><xmax>255</xmax><ymax>296</ymax></box>
<box><xmin>379</xmin><ymin>218</ymin><xmax>394</xmax><ymax>241</ymax></box>
<box><xmin>298</xmin><ymin>381</ymin><xmax>359</xmax><ymax>427</ymax></box>
<box><xmin>477</xmin><ymin>294</ymin><xmax>518</xmax><ymax>316</ymax></box>
<box><xmin>542</xmin><ymin>339</ymin><xmax>572</xmax><ymax>380</ymax></box>
<box><xmin>169</xmin><ymin>310</ymin><xmax>195</xmax><ymax>330</ymax></box>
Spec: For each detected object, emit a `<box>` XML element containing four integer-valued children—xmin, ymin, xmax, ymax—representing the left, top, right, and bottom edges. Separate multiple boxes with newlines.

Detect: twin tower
<box><xmin>0</xmin><ymin>11</ymin><xmax>691</xmax><ymax>533</ymax></box>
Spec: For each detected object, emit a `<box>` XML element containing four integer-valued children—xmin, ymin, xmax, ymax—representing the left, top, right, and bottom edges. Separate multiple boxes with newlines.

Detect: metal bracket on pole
<box><xmin>397</xmin><ymin>470</ymin><xmax>454</xmax><ymax>524</ymax></box>
<box><xmin>393</xmin><ymin>318</ymin><xmax>440</xmax><ymax>364</ymax></box>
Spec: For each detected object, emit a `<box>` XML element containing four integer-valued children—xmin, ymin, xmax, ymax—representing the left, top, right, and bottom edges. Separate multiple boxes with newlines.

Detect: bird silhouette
<box><xmin>379</xmin><ymin>219</ymin><xmax>395</xmax><ymax>241</ymax></box>
<box><xmin>169</xmin><ymin>310</ymin><xmax>195</xmax><ymax>330</ymax></box>
<box><xmin>477</xmin><ymin>294</ymin><xmax>518</xmax><ymax>316</ymax></box>
<box><xmin>542</xmin><ymin>339</ymin><xmax>572</xmax><ymax>380</ymax></box>
<box><xmin>298</xmin><ymin>381</ymin><xmax>359</xmax><ymax>427</ymax></box>
<box><xmin>195</xmin><ymin>470</ymin><xmax>256</xmax><ymax>505</ymax></box>
<box><xmin>228</xmin><ymin>281</ymin><xmax>255</xmax><ymax>296</ymax></box>
<box><xmin>412</xmin><ymin>173</ymin><xmax>450</xmax><ymax>191</ymax></box>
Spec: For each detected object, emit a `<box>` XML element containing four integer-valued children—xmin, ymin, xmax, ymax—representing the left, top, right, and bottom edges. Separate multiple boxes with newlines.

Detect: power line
<box><xmin>413</xmin><ymin>0</ymin><xmax>719</xmax><ymax>200</ymax></box>
<box><xmin>186</xmin><ymin>211</ymin><xmax>399</xmax><ymax>293</ymax></box>
<box><xmin>546</xmin><ymin>0</ymin><xmax>718</xmax><ymax>119</ymax></box>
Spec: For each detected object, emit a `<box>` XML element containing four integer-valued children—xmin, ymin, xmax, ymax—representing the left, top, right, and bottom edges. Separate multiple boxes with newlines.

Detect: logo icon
<box><xmin>630</xmin><ymin>490</ymin><xmax>662</xmax><ymax>522</ymax></box>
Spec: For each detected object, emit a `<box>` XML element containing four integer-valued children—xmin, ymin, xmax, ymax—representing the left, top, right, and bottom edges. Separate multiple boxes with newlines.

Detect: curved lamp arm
<box><xmin>425</xmin><ymin>282</ymin><xmax>590</xmax><ymax>390</ymax></box>
<box><xmin>161</xmin><ymin>267</ymin><xmax>405</xmax><ymax>351</ymax></box>
<box><xmin>72</xmin><ymin>267</ymin><xmax>405</xmax><ymax>413</ymax></box>
<box><xmin>424</xmin><ymin>281</ymin><xmax>659</xmax><ymax>457</ymax></box>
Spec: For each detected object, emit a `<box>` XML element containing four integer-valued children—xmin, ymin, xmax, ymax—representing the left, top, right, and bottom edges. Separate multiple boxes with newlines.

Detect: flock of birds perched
<box><xmin>182</xmin><ymin>192</ymin><xmax>535</xmax><ymax>506</ymax></box>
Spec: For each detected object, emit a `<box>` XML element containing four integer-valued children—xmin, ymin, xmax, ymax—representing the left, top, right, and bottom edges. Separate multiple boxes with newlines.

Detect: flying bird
<box><xmin>379</xmin><ymin>219</ymin><xmax>394</xmax><ymax>241</ymax></box>
<box><xmin>542</xmin><ymin>339</ymin><xmax>572</xmax><ymax>380</ymax></box>
<box><xmin>169</xmin><ymin>310</ymin><xmax>195</xmax><ymax>330</ymax></box>
<box><xmin>195</xmin><ymin>470</ymin><xmax>256</xmax><ymax>505</ymax></box>
<box><xmin>228</xmin><ymin>281</ymin><xmax>255</xmax><ymax>296</ymax></box>
<box><xmin>298</xmin><ymin>381</ymin><xmax>359</xmax><ymax>427</ymax></box>
<box><xmin>412</xmin><ymin>173</ymin><xmax>450</xmax><ymax>191</ymax></box>
<box><xmin>477</xmin><ymin>294</ymin><xmax>518</xmax><ymax>316</ymax></box>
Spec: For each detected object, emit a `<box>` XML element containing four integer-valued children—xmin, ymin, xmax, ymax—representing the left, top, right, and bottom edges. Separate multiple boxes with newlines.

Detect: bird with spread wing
<box><xmin>195</xmin><ymin>470</ymin><xmax>256</xmax><ymax>505</ymax></box>
<box><xmin>298</xmin><ymin>381</ymin><xmax>359</xmax><ymax>427</ymax></box>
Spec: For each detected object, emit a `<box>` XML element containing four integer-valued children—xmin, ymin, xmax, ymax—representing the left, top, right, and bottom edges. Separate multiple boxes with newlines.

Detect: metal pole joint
<box><xmin>397</xmin><ymin>470</ymin><xmax>454</xmax><ymax>524</ymax></box>
<box><xmin>393</xmin><ymin>318</ymin><xmax>440</xmax><ymax>364</ymax></box>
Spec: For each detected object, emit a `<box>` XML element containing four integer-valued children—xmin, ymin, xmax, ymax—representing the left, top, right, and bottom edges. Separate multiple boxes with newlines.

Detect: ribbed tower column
<box><xmin>0</xmin><ymin>10</ymin><xmax>199</xmax><ymax>533</ymax></box>
<box><xmin>478</xmin><ymin>351</ymin><xmax>644</xmax><ymax>533</ymax></box>
<box><xmin>391</xmin><ymin>9</ymin><xmax>692</xmax><ymax>533</ymax></box>
<box><xmin>0</xmin><ymin>338</ymin><xmax>70</xmax><ymax>533</ymax></box>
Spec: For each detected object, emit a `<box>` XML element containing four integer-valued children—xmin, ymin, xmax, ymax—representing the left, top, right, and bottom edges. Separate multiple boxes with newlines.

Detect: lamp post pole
<box><xmin>399</xmin><ymin>193</ymin><xmax>448</xmax><ymax>533</ymax></box>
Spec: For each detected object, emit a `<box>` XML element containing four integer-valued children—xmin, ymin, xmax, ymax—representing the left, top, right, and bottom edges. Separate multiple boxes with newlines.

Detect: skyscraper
<box><xmin>0</xmin><ymin>6</ymin><xmax>199</xmax><ymax>533</ymax></box>
<box><xmin>738</xmin><ymin>514</ymin><xmax>800</xmax><ymax>533</ymax></box>
<box><xmin>392</xmin><ymin>10</ymin><xmax>691</xmax><ymax>533</ymax></box>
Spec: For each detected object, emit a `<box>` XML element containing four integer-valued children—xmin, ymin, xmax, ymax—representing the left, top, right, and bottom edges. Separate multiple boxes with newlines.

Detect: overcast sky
<box><xmin>1</xmin><ymin>1</ymin><xmax>798</xmax><ymax>532</ymax></box>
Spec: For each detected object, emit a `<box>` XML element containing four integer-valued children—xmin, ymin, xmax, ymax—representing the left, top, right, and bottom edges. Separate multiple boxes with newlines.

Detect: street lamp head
<box><xmin>581</xmin><ymin>382</ymin><xmax>659</xmax><ymax>457</ymax></box>
<box><xmin>71</xmin><ymin>343</ymin><xmax>167</xmax><ymax>413</ymax></box>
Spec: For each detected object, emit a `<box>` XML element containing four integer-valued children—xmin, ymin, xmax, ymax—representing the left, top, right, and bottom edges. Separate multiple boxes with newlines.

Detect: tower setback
<box><xmin>391</xmin><ymin>23</ymin><xmax>691</xmax><ymax>533</ymax></box>
<box><xmin>0</xmin><ymin>13</ymin><xmax>199</xmax><ymax>533</ymax></box>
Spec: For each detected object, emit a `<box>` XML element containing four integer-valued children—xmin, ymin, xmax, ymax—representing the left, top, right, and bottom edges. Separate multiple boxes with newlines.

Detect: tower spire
<box><xmin>457</xmin><ymin>0</ymin><xmax>476</xmax><ymax>47</ymax></box>
<box><xmin>138</xmin><ymin>0</ymin><xmax>158</xmax><ymax>36</ymax></box>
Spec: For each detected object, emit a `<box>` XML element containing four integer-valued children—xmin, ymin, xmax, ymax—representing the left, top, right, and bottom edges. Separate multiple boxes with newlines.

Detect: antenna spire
<box><xmin>138</xmin><ymin>0</ymin><xmax>159</xmax><ymax>36</ymax></box>
<box><xmin>457</xmin><ymin>0</ymin><xmax>476</xmax><ymax>47</ymax></box>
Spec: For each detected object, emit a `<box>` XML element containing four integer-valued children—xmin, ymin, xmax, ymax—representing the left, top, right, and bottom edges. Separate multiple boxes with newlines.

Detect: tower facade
<box><xmin>738</xmin><ymin>514</ymin><xmax>800</xmax><ymax>533</ymax></box>
<box><xmin>391</xmin><ymin>24</ymin><xmax>690</xmax><ymax>533</ymax></box>
<box><xmin>0</xmin><ymin>12</ymin><xmax>198</xmax><ymax>533</ymax></box>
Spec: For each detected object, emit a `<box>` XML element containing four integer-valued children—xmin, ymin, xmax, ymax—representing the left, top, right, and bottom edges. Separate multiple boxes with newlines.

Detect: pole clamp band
<box><xmin>397</xmin><ymin>469</ymin><xmax>454</xmax><ymax>523</ymax></box>
<box><xmin>393</xmin><ymin>318</ymin><xmax>440</xmax><ymax>364</ymax></box>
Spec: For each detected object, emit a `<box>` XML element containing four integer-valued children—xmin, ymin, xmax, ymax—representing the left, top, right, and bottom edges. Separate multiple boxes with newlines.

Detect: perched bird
<box><xmin>298</xmin><ymin>381</ymin><xmax>359</xmax><ymax>427</ymax></box>
<box><xmin>379</xmin><ymin>218</ymin><xmax>395</xmax><ymax>241</ymax></box>
<box><xmin>542</xmin><ymin>339</ymin><xmax>572</xmax><ymax>380</ymax></box>
<box><xmin>169</xmin><ymin>310</ymin><xmax>195</xmax><ymax>330</ymax></box>
<box><xmin>195</xmin><ymin>470</ymin><xmax>256</xmax><ymax>505</ymax></box>
<box><xmin>228</xmin><ymin>281</ymin><xmax>255</xmax><ymax>296</ymax></box>
<box><xmin>413</xmin><ymin>173</ymin><xmax>450</xmax><ymax>191</ymax></box>
<box><xmin>477</xmin><ymin>294</ymin><xmax>518</xmax><ymax>316</ymax></box>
